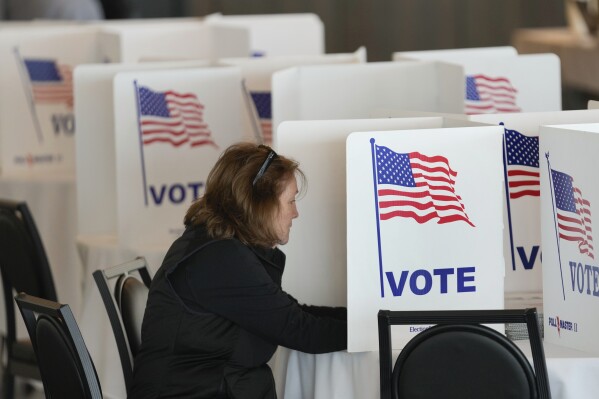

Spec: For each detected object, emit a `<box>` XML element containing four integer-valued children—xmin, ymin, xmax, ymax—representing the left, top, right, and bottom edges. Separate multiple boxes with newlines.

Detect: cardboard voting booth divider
<box><xmin>0</xmin><ymin>25</ymin><xmax>102</xmax><ymax>176</ymax></box>
<box><xmin>394</xmin><ymin>50</ymin><xmax>561</xmax><ymax>115</ymax></box>
<box><xmin>271</xmin><ymin>61</ymin><xmax>465</xmax><ymax>146</ymax></box>
<box><xmin>74</xmin><ymin>60</ymin><xmax>215</xmax><ymax>237</ymax></box>
<box><xmin>112</xmin><ymin>67</ymin><xmax>246</xmax><ymax>248</ymax></box>
<box><xmin>470</xmin><ymin>110</ymin><xmax>599</xmax><ymax>295</ymax></box>
<box><xmin>370</xmin><ymin>108</ymin><xmax>468</xmax><ymax>120</ymax></box>
<box><xmin>346</xmin><ymin>126</ymin><xmax>505</xmax><ymax>352</ymax></box>
<box><xmin>276</xmin><ymin>117</ymin><xmax>495</xmax><ymax>311</ymax></box>
<box><xmin>540</xmin><ymin>123</ymin><xmax>599</xmax><ymax>355</ymax></box>
<box><xmin>93</xmin><ymin>17</ymin><xmax>205</xmax><ymax>28</ymax></box>
<box><xmin>205</xmin><ymin>13</ymin><xmax>324</xmax><ymax>57</ymax></box>
<box><xmin>393</xmin><ymin>46</ymin><xmax>518</xmax><ymax>61</ymax></box>
<box><xmin>98</xmin><ymin>22</ymin><xmax>250</xmax><ymax>63</ymax></box>
<box><xmin>219</xmin><ymin>47</ymin><xmax>366</xmax><ymax>145</ymax></box>
<box><xmin>0</xmin><ymin>20</ymin><xmax>84</xmax><ymax>29</ymax></box>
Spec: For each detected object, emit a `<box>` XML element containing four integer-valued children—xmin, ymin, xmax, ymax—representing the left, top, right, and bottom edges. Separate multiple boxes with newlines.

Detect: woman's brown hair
<box><xmin>184</xmin><ymin>142</ymin><xmax>305</xmax><ymax>247</ymax></box>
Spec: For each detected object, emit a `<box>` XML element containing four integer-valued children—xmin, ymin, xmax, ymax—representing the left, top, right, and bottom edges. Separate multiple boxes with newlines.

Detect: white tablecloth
<box><xmin>272</xmin><ymin>342</ymin><xmax>599</xmax><ymax>399</ymax></box>
<box><xmin>76</xmin><ymin>234</ymin><xmax>599</xmax><ymax>399</ymax></box>
<box><xmin>539</xmin><ymin>343</ymin><xmax>599</xmax><ymax>398</ymax></box>
<box><xmin>0</xmin><ymin>174</ymin><xmax>82</xmax><ymax>333</ymax></box>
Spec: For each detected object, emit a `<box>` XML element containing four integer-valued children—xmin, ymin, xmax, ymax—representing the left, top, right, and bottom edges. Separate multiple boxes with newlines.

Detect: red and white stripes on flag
<box><xmin>465</xmin><ymin>74</ymin><xmax>521</xmax><ymax>115</ymax></box>
<box><xmin>260</xmin><ymin>120</ymin><xmax>272</xmax><ymax>145</ymax></box>
<box><xmin>552</xmin><ymin>168</ymin><xmax>594</xmax><ymax>259</ymax></box>
<box><xmin>504</xmin><ymin>126</ymin><xmax>540</xmax><ymax>199</ymax></box>
<box><xmin>375</xmin><ymin>145</ymin><xmax>475</xmax><ymax>226</ymax></box>
<box><xmin>137</xmin><ymin>85</ymin><xmax>217</xmax><ymax>148</ymax></box>
<box><xmin>249</xmin><ymin>92</ymin><xmax>273</xmax><ymax>145</ymax></box>
<box><xmin>23</xmin><ymin>59</ymin><xmax>73</xmax><ymax>108</ymax></box>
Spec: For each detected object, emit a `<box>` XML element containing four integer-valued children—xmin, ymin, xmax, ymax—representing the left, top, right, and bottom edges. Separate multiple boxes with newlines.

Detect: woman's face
<box><xmin>274</xmin><ymin>177</ymin><xmax>299</xmax><ymax>246</ymax></box>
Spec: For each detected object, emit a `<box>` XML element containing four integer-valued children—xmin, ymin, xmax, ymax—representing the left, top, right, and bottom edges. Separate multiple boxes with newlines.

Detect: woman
<box><xmin>130</xmin><ymin>143</ymin><xmax>347</xmax><ymax>399</ymax></box>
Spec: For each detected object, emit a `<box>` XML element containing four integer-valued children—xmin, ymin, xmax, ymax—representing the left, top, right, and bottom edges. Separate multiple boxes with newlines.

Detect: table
<box><xmin>274</xmin><ymin>342</ymin><xmax>599</xmax><ymax>399</ymax></box>
<box><xmin>76</xmin><ymin>235</ymin><xmax>599</xmax><ymax>399</ymax></box>
<box><xmin>0</xmin><ymin>174</ymin><xmax>82</xmax><ymax>332</ymax></box>
<box><xmin>271</xmin><ymin>347</ymin><xmax>380</xmax><ymax>399</ymax></box>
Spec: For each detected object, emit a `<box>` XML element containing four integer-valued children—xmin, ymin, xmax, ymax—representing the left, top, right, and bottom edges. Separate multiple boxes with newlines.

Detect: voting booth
<box><xmin>272</xmin><ymin>61</ymin><xmax>465</xmax><ymax>145</ymax></box>
<box><xmin>394</xmin><ymin>48</ymin><xmax>561</xmax><ymax>115</ymax></box>
<box><xmin>277</xmin><ymin>118</ymin><xmax>504</xmax><ymax>353</ymax></box>
<box><xmin>0</xmin><ymin>25</ymin><xmax>102</xmax><ymax>175</ymax></box>
<box><xmin>112</xmin><ymin>67</ymin><xmax>246</xmax><ymax>248</ymax></box>
<box><xmin>220</xmin><ymin>47</ymin><xmax>366</xmax><ymax>144</ymax></box>
<box><xmin>540</xmin><ymin>123</ymin><xmax>599</xmax><ymax>355</ymax></box>
<box><xmin>346</xmin><ymin>126</ymin><xmax>505</xmax><ymax>352</ymax></box>
<box><xmin>98</xmin><ymin>22</ymin><xmax>250</xmax><ymax>63</ymax></box>
<box><xmin>278</xmin><ymin>117</ymin><xmax>477</xmax><ymax>307</ymax></box>
<box><xmin>471</xmin><ymin>110</ymin><xmax>599</xmax><ymax>294</ymax></box>
<box><xmin>205</xmin><ymin>13</ymin><xmax>325</xmax><ymax>57</ymax></box>
<box><xmin>74</xmin><ymin>60</ymin><xmax>216</xmax><ymax>238</ymax></box>
<box><xmin>0</xmin><ymin>23</ymin><xmax>103</xmax><ymax>341</ymax></box>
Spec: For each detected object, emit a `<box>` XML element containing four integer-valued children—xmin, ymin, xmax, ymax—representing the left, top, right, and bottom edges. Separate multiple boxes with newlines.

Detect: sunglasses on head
<box><xmin>252</xmin><ymin>145</ymin><xmax>278</xmax><ymax>186</ymax></box>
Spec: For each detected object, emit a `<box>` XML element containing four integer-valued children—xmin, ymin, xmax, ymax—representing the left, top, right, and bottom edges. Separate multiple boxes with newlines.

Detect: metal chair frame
<box><xmin>378</xmin><ymin>308</ymin><xmax>551</xmax><ymax>399</ymax></box>
<box><xmin>15</xmin><ymin>293</ymin><xmax>102</xmax><ymax>399</ymax></box>
<box><xmin>0</xmin><ymin>199</ymin><xmax>56</xmax><ymax>398</ymax></box>
<box><xmin>93</xmin><ymin>256</ymin><xmax>151</xmax><ymax>394</ymax></box>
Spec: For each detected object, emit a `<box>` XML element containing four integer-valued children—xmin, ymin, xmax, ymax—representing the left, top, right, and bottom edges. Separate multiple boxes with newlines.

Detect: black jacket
<box><xmin>129</xmin><ymin>225</ymin><xmax>347</xmax><ymax>399</ymax></box>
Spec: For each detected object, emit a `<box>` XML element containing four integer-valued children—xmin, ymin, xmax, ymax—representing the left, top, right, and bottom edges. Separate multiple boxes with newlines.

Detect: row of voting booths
<box><xmin>0</xmin><ymin>13</ymin><xmax>325</xmax><ymax>176</ymax></box>
<box><xmin>2</xmin><ymin>13</ymin><xmax>599</xmax><ymax>397</ymax></box>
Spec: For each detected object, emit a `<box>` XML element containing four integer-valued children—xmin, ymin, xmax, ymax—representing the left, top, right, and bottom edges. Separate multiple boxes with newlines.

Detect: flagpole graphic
<box><xmin>249</xmin><ymin>90</ymin><xmax>273</xmax><ymax>146</ymax></box>
<box><xmin>13</xmin><ymin>47</ymin><xmax>44</xmax><ymax>143</ymax></box>
<box><xmin>369</xmin><ymin>138</ymin><xmax>386</xmax><ymax>298</ymax></box>
<box><xmin>501</xmin><ymin>123</ymin><xmax>517</xmax><ymax>271</ymax></box>
<box><xmin>133</xmin><ymin>80</ymin><xmax>150</xmax><ymax>207</ymax></box>
<box><xmin>546</xmin><ymin>152</ymin><xmax>566</xmax><ymax>300</ymax></box>
<box><xmin>241</xmin><ymin>79</ymin><xmax>264</xmax><ymax>145</ymax></box>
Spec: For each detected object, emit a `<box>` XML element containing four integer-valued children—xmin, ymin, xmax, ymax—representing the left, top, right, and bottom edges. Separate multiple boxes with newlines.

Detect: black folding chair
<box><xmin>93</xmin><ymin>256</ymin><xmax>151</xmax><ymax>394</ymax></box>
<box><xmin>378</xmin><ymin>308</ymin><xmax>551</xmax><ymax>399</ymax></box>
<box><xmin>0</xmin><ymin>199</ymin><xmax>57</xmax><ymax>398</ymax></box>
<box><xmin>15</xmin><ymin>293</ymin><xmax>102</xmax><ymax>399</ymax></box>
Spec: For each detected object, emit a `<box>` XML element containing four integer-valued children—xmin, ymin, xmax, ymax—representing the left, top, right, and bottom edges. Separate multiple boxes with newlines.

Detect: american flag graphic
<box><xmin>551</xmin><ymin>168</ymin><xmax>594</xmax><ymax>259</ymax></box>
<box><xmin>504</xmin><ymin>126</ymin><xmax>539</xmax><ymax>199</ymax></box>
<box><xmin>250</xmin><ymin>91</ymin><xmax>272</xmax><ymax>145</ymax></box>
<box><xmin>137</xmin><ymin>85</ymin><xmax>216</xmax><ymax>148</ymax></box>
<box><xmin>374</xmin><ymin>145</ymin><xmax>474</xmax><ymax>226</ymax></box>
<box><xmin>23</xmin><ymin>59</ymin><xmax>73</xmax><ymax>108</ymax></box>
<box><xmin>465</xmin><ymin>74</ymin><xmax>521</xmax><ymax>115</ymax></box>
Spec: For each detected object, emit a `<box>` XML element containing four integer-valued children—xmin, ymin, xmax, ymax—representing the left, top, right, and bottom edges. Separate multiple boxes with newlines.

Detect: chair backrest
<box><xmin>378</xmin><ymin>308</ymin><xmax>551</xmax><ymax>399</ymax></box>
<box><xmin>0</xmin><ymin>199</ymin><xmax>57</xmax><ymax>344</ymax></box>
<box><xmin>15</xmin><ymin>293</ymin><xmax>102</xmax><ymax>399</ymax></box>
<box><xmin>93</xmin><ymin>256</ymin><xmax>151</xmax><ymax>394</ymax></box>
